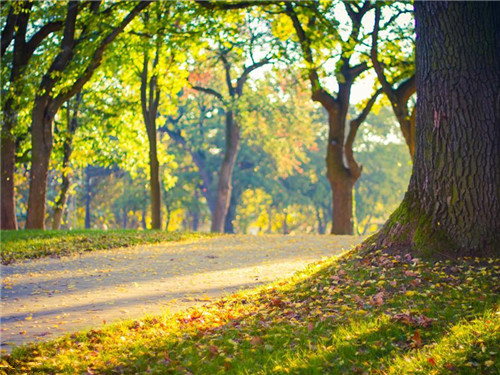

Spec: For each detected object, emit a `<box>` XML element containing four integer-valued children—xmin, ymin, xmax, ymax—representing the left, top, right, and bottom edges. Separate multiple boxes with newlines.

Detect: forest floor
<box><xmin>1</xmin><ymin>234</ymin><xmax>362</xmax><ymax>353</ymax></box>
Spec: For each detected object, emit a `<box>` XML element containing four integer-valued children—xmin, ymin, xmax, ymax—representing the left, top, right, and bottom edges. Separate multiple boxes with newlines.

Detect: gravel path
<box><xmin>1</xmin><ymin>234</ymin><xmax>363</xmax><ymax>352</ymax></box>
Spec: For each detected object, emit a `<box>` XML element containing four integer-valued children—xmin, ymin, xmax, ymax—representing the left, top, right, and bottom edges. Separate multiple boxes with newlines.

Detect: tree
<box><xmin>1</xmin><ymin>2</ymin><xmax>65</xmax><ymax>229</ymax></box>
<box><xmin>161</xmin><ymin>88</ymin><xmax>221</xmax><ymax>219</ymax></box>
<box><xmin>191</xmin><ymin>41</ymin><xmax>271</xmax><ymax>232</ymax></box>
<box><xmin>284</xmin><ymin>1</ymin><xmax>381</xmax><ymax>234</ymax></box>
<box><xmin>25</xmin><ymin>1</ymin><xmax>150</xmax><ymax>229</ymax></box>
<box><xmin>372</xmin><ymin>1</ymin><xmax>500</xmax><ymax>256</ymax></box>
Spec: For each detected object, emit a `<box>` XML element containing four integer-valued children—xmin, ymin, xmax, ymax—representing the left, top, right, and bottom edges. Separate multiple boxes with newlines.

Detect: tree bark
<box><xmin>122</xmin><ymin>207</ymin><xmax>127</xmax><ymax>229</ymax></box>
<box><xmin>373</xmin><ymin>1</ymin><xmax>500</xmax><ymax>256</ymax></box>
<box><xmin>141</xmin><ymin>209</ymin><xmax>147</xmax><ymax>230</ymax></box>
<box><xmin>165</xmin><ymin>199</ymin><xmax>171</xmax><ymax>232</ymax></box>
<box><xmin>224</xmin><ymin>191</ymin><xmax>237</xmax><ymax>233</ymax></box>
<box><xmin>25</xmin><ymin>100</ymin><xmax>54</xmax><ymax>229</ymax></box>
<box><xmin>192</xmin><ymin>211</ymin><xmax>199</xmax><ymax>231</ymax></box>
<box><xmin>283</xmin><ymin>212</ymin><xmax>289</xmax><ymax>235</ymax></box>
<box><xmin>1</xmin><ymin>109</ymin><xmax>17</xmax><ymax>229</ymax></box>
<box><xmin>85</xmin><ymin>176</ymin><xmax>92</xmax><ymax>230</ymax></box>
<box><xmin>316</xmin><ymin>207</ymin><xmax>326</xmax><ymax>234</ymax></box>
<box><xmin>147</xmin><ymin>123</ymin><xmax>161</xmax><ymax>229</ymax></box>
<box><xmin>211</xmin><ymin>111</ymin><xmax>240</xmax><ymax>232</ymax></box>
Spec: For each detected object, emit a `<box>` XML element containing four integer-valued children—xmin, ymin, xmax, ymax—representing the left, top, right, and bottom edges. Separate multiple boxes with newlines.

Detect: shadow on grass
<box><xmin>5</xmin><ymin>251</ymin><xmax>499</xmax><ymax>374</ymax></box>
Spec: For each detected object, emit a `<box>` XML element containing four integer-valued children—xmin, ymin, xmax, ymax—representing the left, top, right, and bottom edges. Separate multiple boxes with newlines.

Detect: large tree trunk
<box><xmin>329</xmin><ymin>179</ymin><xmax>356</xmax><ymax>234</ymax></box>
<box><xmin>211</xmin><ymin>111</ymin><xmax>240</xmax><ymax>233</ymax></box>
<box><xmin>373</xmin><ymin>1</ymin><xmax>500</xmax><ymax>256</ymax></box>
<box><xmin>325</xmin><ymin>104</ymin><xmax>361</xmax><ymax>235</ymax></box>
<box><xmin>25</xmin><ymin>102</ymin><xmax>53</xmax><ymax>229</ymax></box>
<box><xmin>1</xmin><ymin>102</ymin><xmax>17</xmax><ymax>229</ymax></box>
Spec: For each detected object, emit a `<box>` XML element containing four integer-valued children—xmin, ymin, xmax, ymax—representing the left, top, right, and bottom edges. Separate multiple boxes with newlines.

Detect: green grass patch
<box><xmin>2</xmin><ymin>249</ymin><xmax>499</xmax><ymax>374</ymax></box>
<box><xmin>0</xmin><ymin>230</ymin><xmax>214</xmax><ymax>264</ymax></box>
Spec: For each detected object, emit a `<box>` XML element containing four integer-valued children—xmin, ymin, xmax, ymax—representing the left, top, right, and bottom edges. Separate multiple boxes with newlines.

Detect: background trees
<box><xmin>3</xmin><ymin>0</ymin><xmax>420</xmax><ymax>238</ymax></box>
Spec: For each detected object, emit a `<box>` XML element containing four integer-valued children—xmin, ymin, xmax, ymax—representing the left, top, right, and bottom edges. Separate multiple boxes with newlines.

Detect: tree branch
<box><xmin>353</xmin><ymin>88</ymin><xmax>383</xmax><ymax>125</ymax></box>
<box><xmin>349</xmin><ymin>62</ymin><xmax>368</xmax><ymax>80</ymax></box>
<box><xmin>52</xmin><ymin>1</ymin><xmax>151</xmax><ymax>111</ymax></box>
<box><xmin>394</xmin><ymin>74</ymin><xmax>416</xmax><ymax>104</ymax></box>
<box><xmin>195</xmin><ymin>0</ymin><xmax>275</xmax><ymax>10</ymax></box>
<box><xmin>285</xmin><ymin>2</ymin><xmax>336</xmax><ymax>109</ymax></box>
<box><xmin>25</xmin><ymin>20</ymin><xmax>64</xmax><ymax>60</ymax></box>
<box><xmin>1</xmin><ymin>5</ymin><xmax>19</xmax><ymax>57</ymax></box>
<box><xmin>371</xmin><ymin>6</ymin><xmax>396</xmax><ymax>100</ymax></box>
<box><xmin>235</xmin><ymin>58</ymin><xmax>270</xmax><ymax>95</ymax></box>
<box><xmin>191</xmin><ymin>85</ymin><xmax>224</xmax><ymax>102</ymax></box>
<box><xmin>219</xmin><ymin>51</ymin><xmax>235</xmax><ymax>97</ymax></box>
<box><xmin>344</xmin><ymin>88</ymin><xmax>383</xmax><ymax>179</ymax></box>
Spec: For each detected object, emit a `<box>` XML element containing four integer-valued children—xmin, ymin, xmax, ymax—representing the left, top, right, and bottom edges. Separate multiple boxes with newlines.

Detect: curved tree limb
<box><xmin>344</xmin><ymin>88</ymin><xmax>383</xmax><ymax>179</ymax></box>
<box><xmin>285</xmin><ymin>2</ymin><xmax>336</xmax><ymax>110</ymax></box>
<box><xmin>191</xmin><ymin>85</ymin><xmax>224</xmax><ymax>102</ymax></box>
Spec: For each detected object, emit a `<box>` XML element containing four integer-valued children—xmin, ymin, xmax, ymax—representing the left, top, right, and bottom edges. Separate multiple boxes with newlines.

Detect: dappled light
<box><xmin>1</xmin><ymin>0</ymin><xmax>499</xmax><ymax>373</ymax></box>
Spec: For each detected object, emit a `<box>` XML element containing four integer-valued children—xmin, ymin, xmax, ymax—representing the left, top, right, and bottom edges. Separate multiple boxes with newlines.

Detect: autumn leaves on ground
<box><xmin>2</xmin><ymin>234</ymin><xmax>499</xmax><ymax>374</ymax></box>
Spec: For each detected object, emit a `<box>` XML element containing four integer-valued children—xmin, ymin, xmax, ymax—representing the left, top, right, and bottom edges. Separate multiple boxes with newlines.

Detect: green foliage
<box><xmin>0</xmin><ymin>230</ymin><xmax>213</xmax><ymax>265</ymax></box>
<box><xmin>4</xmin><ymin>248</ymin><xmax>498</xmax><ymax>373</ymax></box>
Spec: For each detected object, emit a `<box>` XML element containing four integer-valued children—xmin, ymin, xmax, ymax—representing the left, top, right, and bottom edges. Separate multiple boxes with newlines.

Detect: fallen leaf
<box><xmin>411</xmin><ymin>329</ymin><xmax>422</xmax><ymax>348</ymax></box>
<box><xmin>250</xmin><ymin>336</ymin><xmax>262</xmax><ymax>346</ymax></box>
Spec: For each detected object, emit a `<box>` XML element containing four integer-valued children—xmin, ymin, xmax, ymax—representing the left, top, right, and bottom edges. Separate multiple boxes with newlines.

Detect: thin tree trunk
<box><xmin>141</xmin><ymin>44</ymin><xmax>162</xmax><ymax>230</ymax></box>
<box><xmin>141</xmin><ymin>209</ymin><xmax>147</xmax><ymax>230</ymax></box>
<box><xmin>361</xmin><ymin>214</ymin><xmax>373</xmax><ymax>235</ymax></box>
<box><xmin>165</xmin><ymin>199</ymin><xmax>171</xmax><ymax>232</ymax></box>
<box><xmin>373</xmin><ymin>1</ymin><xmax>500</xmax><ymax>256</ymax></box>
<box><xmin>283</xmin><ymin>212</ymin><xmax>289</xmax><ymax>235</ymax></box>
<box><xmin>316</xmin><ymin>207</ymin><xmax>325</xmax><ymax>234</ymax></box>
<box><xmin>211</xmin><ymin>111</ymin><xmax>240</xmax><ymax>232</ymax></box>
<box><xmin>52</xmin><ymin>92</ymin><xmax>82</xmax><ymax>230</ymax></box>
<box><xmin>122</xmin><ymin>207</ymin><xmax>127</xmax><ymax>229</ymax></box>
<box><xmin>85</xmin><ymin>192</ymin><xmax>91</xmax><ymax>229</ymax></box>
<box><xmin>147</xmin><ymin>125</ymin><xmax>161</xmax><ymax>229</ymax></box>
<box><xmin>266</xmin><ymin>206</ymin><xmax>273</xmax><ymax>233</ymax></box>
<box><xmin>224</xmin><ymin>192</ymin><xmax>237</xmax><ymax>234</ymax></box>
<box><xmin>51</xmin><ymin>173</ymin><xmax>70</xmax><ymax>230</ymax></box>
<box><xmin>192</xmin><ymin>211</ymin><xmax>199</xmax><ymax>231</ymax></box>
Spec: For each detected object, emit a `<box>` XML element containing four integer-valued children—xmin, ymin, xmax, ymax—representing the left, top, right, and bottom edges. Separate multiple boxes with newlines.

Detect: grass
<box><xmin>0</xmin><ymin>230</ymin><xmax>214</xmax><ymax>264</ymax></box>
<box><xmin>2</xmin><ymin>246</ymin><xmax>498</xmax><ymax>374</ymax></box>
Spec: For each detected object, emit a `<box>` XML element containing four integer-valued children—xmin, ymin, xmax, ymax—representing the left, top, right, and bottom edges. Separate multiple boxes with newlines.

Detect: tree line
<box><xmin>2</xmin><ymin>1</ymin><xmax>499</xmax><ymax>256</ymax></box>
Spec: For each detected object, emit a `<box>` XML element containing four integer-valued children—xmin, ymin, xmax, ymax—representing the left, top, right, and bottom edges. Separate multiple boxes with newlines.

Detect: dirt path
<box><xmin>1</xmin><ymin>234</ymin><xmax>363</xmax><ymax>352</ymax></box>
